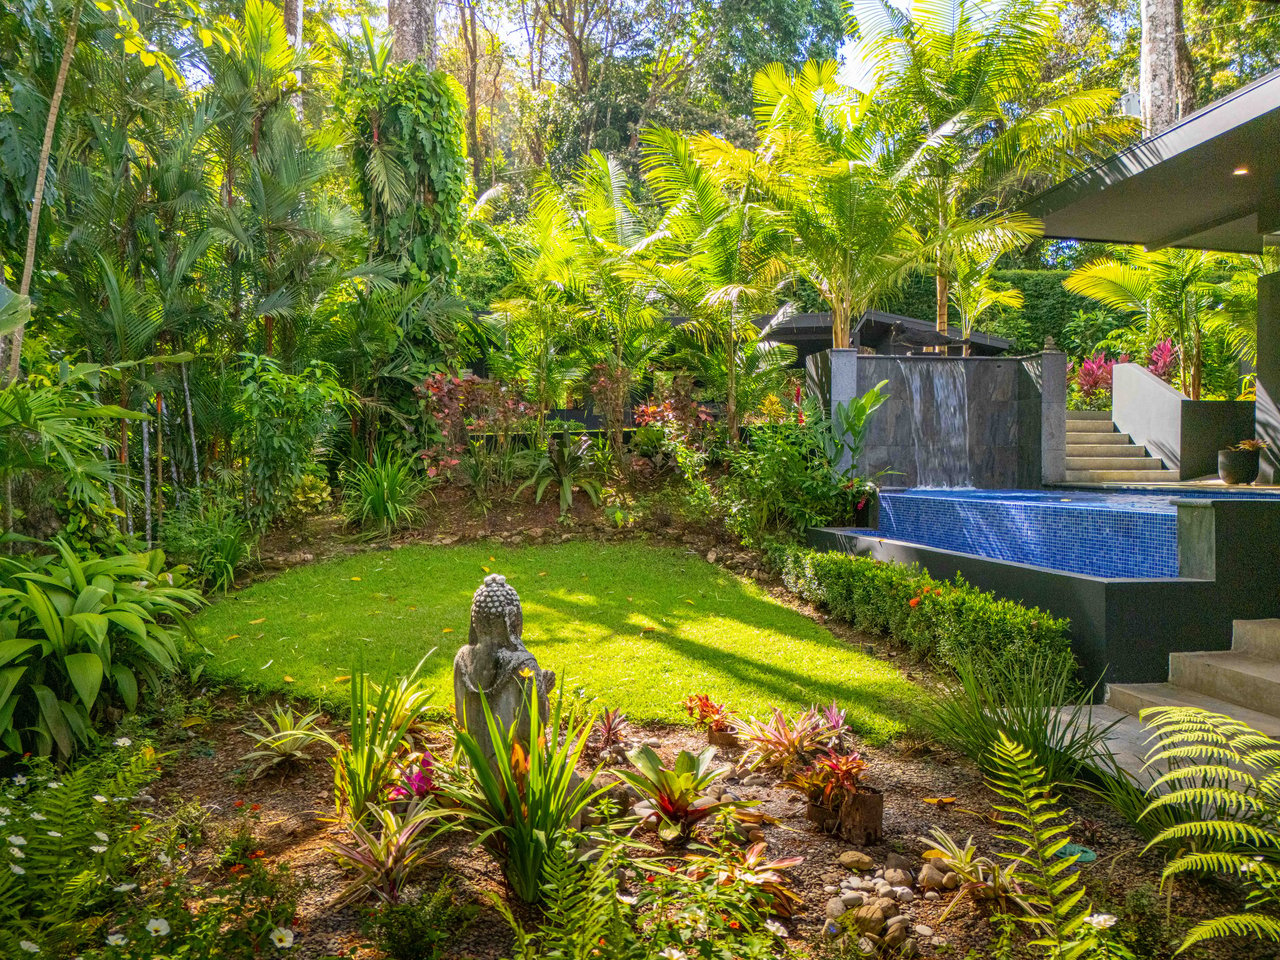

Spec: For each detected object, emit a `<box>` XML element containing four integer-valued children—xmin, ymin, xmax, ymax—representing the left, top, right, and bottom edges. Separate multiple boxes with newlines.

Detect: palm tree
<box><xmin>1064</xmin><ymin>247</ymin><xmax>1222</xmax><ymax>399</ymax></box>
<box><xmin>950</xmin><ymin>254</ymin><xmax>1024</xmax><ymax>352</ymax></box>
<box><xmin>847</xmin><ymin>0</ymin><xmax>1136</xmax><ymax>338</ymax></box>
<box><xmin>637</xmin><ymin>128</ymin><xmax>789</xmax><ymax>443</ymax></box>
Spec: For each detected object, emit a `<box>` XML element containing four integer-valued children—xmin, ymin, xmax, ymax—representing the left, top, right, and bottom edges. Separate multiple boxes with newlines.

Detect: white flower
<box><xmin>9</xmin><ymin>863</ymin><xmax>24</xmax><ymax>875</ymax></box>
<box><xmin>657</xmin><ymin>949</ymin><xmax>687</xmax><ymax>960</ymax></box>
<box><xmin>157</xmin><ymin>852</ymin><xmax>172</xmax><ymax>866</ymax></box>
<box><xmin>113</xmin><ymin>882</ymin><xmax>137</xmax><ymax>893</ymax></box>
<box><xmin>12</xmin><ymin>775</ymin><xmax>26</xmax><ymax>786</ymax></box>
<box><xmin>89</xmin><ymin>845</ymin><xmax>108</xmax><ymax>854</ymax></box>
<box><xmin>1085</xmin><ymin>914</ymin><xmax>1118</xmax><ymax>930</ymax></box>
<box><xmin>145</xmin><ymin>918</ymin><xmax>170</xmax><ymax>937</ymax></box>
<box><xmin>0</xmin><ymin>806</ymin><xmax>10</xmax><ymax>815</ymax></box>
<box><xmin>92</xmin><ymin>795</ymin><xmax>108</xmax><ymax>804</ymax></box>
<box><xmin>114</xmin><ymin>738</ymin><xmax>132</xmax><ymax>748</ymax></box>
<box><xmin>616</xmin><ymin>893</ymin><xmax>637</xmax><ymax>905</ymax></box>
<box><xmin>95</xmin><ymin>831</ymin><xmax>109</xmax><ymax>842</ymax></box>
<box><xmin>8</xmin><ymin>835</ymin><xmax>25</xmax><ymax>845</ymax></box>
<box><xmin>46</xmin><ymin>782</ymin><xmax>61</xmax><ymax>789</ymax></box>
<box><xmin>29</xmin><ymin>812</ymin><xmax>45</xmax><ymax>821</ymax></box>
<box><xmin>9</xmin><ymin>846</ymin><xmax>24</xmax><ymax>858</ymax></box>
<box><xmin>765</xmin><ymin>919</ymin><xmax>789</xmax><ymax>938</ymax></box>
<box><xmin>46</xmin><ymin>831</ymin><xmax>61</xmax><ymax>838</ymax></box>
<box><xmin>105</xmin><ymin>934</ymin><xmax>127</xmax><ymax>946</ymax></box>
<box><xmin>269</xmin><ymin>928</ymin><xmax>295</xmax><ymax>949</ymax></box>
<box><xmin>19</xmin><ymin>941</ymin><xmax>39</xmax><ymax>953</ymax></box>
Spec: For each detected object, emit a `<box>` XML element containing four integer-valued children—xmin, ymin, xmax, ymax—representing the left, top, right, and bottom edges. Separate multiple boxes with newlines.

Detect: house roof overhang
<box><xmin>1026</xmin><ymin>68</ymin><xmax>1280</xmax><ymax>254</ymax></box>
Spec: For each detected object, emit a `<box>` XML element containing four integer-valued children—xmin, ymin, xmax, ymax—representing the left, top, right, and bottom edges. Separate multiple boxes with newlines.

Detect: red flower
<box><xmin>250</xmin><ymin>803</ymin><xmax>260</xmax><ymax>811</ymax></box>
<box><xmin>234</xmin><ymin>800</ymin><xmax>245</xmax><ymax>808</ymax></box>
<box><xmin>729</xmin><ymin>920</ymin><xmax>740</xmax><ymax>929</ymax></box>
<box><xmin>908</xmin><ymin>597</ymin><xmax>920</xmax><ymax>607</ymax></box>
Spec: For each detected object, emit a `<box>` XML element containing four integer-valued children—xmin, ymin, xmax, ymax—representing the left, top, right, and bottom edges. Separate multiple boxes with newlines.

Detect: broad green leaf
<box><xmin>64</xmin><ymin>652</ymin><xmax>104</xmax><ymax>710</ymax></box>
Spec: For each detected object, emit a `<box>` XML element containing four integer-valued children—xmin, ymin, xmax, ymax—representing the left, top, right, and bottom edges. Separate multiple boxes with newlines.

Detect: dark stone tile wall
<box><xmin>831</xmin><ymin>351</ymin><xmax>1058</xmax><ymax>488</ymax></box>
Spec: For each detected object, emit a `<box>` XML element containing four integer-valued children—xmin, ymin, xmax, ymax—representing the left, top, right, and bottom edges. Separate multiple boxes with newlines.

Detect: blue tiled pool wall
<box><xmin>871</xmin><ymin>491</ymin><xmax>1180</xmax><ymax>578</ymax></box>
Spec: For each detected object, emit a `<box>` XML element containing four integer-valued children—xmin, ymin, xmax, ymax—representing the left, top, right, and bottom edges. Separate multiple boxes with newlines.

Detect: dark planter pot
<box><xmin>804</xmin><ymin>788</ymin><xmax>884</xmax><ymax>845</ymax></box>
<box><xmin>708</xmin><ymin>728</ymin><xmax>741</xmax><ymax>750</ymax></box>
<box><xmin>1218</xmin><ymin>448</ymin><xmax>1260</xmax><ymax>485</ymax></box>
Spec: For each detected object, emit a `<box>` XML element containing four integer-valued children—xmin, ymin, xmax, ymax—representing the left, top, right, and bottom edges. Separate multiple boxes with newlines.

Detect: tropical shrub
<box><xmin>363</xmin><ymin>875</ymin><xmax>477</xmax><ymax>960</ymax></box>
<box><xmin>1140</xmin><ymin>707</ymin><xmax>1280</xmax><ymax>951</ymax></box>
<box><xmin>924</xmin><ymin>649</ymin><xmax>1112</xmax><ymax>786</ymax></box>
<box><xmin>785</xmin><ymin>749</ymin><xmax>870</xmax><ymax>809</ymax></box>
<box><xmin>683</xmin><ymin>693</ymin><xmax>734</xmax><ymax>732</ymax></box>
<box><xmin>517</xmin><ymin>426</ymin><xmax>603</xmax><ymax>516</ymax></box>
<box><xmin>240</xmin><ymin>703</ymin><xmax>328</xmax><ymax>779</ymax></box>
<box><xmin>615</xmin><ymin>745</ymin><xmax>750</xmax><ymax>844</ymax></box>
<box><xmin>329</xmin><ymin>656</ymin><xmax>434</xmax><ymax>825</ymax></box>
<box><xmin>236</xmin><ymin>355</ymin><xmax>352</xmax><ymax>529</ymax></box>
<box><xmin>435</xmin><ymin>688</ymin><xmax>606</xmax><ymax>903</ymax></box>
<box><xmin>778</xmin><ymin>547</ymin><xmax>1075</xmax><ymax>676</ymax></box>
<box><xmin>499</xmin><ymin>837</ymin><xmax>788</xmax><ymax>960</ymax></box>
<box><xmin>736</xmin><ymin>707</ymin><xmax>840</xmax><ymax>775</ymax></box>
<box><xmin>342</xmin><ymin>451</ymin><xmax>432</xmax><ymax>535</ymax></box>
<box><xmin>0</xmin><ymin>541</ymin><xmax>202</xmax><ymax>760</ymax></box>
<box><xmin>0</xmin><ymin>746</ymin><xmax>160</xmax><ymax>956</ymax></box>
<box><xmin>331</xmin><ymin>804</ymin><xmax>442</xmax><ymax>905</ymax></box>
<box><xmin>159</xmin><ymin>492</ymin><xmax>254</xmax><ymax>592</ymax></box>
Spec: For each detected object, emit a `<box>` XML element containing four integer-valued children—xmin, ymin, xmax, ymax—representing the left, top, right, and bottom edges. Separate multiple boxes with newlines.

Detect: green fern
<box><xmin>498</xmin><ymin>838</ymin><xmax>638</xmax><ymax>960</ymax></box>
<box><xmin>1139</xmin><ymin>707</ymin><xmax>1280</xmax><ymax>953</ymax></box>
<box><xmin>986</xmin><ymin>733</ymin><xmax>1090</xmax><ymax>957</ymax></box>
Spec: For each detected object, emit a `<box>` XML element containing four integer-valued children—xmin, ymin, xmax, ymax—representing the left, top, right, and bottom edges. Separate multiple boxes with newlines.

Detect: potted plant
<box><xmin>683</xmin><ymin>694</ymin><xmax>739</xmax><ymax>749</ymax></box>
<box><xmin>785</xmin><ymin>749</ymin><xmax>883</xmax><ymax>845</ymax></box>
<box><xmin>1218</xmin><ymin>438</ymin><xmax>1268</xmax><ymax>485</ymax></box>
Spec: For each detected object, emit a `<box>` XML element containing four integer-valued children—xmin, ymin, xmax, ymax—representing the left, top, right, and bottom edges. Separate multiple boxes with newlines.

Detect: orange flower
<box><xmin>729</xmin><ymin>920</ymin><xmax>740</xmax><ymax>929</ymax></box>
<box><xmin>234</xmin><ymin>800</ymin><xmax>245</xmax><ymax>808</ymax></box>
<box><xmin>250</xmin><ymin>803</ymin><xmax>261</xmax><ymax>811</ymax></box>
<box><xmin>908</xmin><ymin>597</ymin><xmax>920</xmax><ymax>607</ymax></box>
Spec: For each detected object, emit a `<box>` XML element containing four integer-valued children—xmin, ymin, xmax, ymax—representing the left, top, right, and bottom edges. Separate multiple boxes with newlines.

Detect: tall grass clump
<box><xmin>342</xmin><ymin>451</ymin><xmax>431</xmax><ymax>535</ymax></box>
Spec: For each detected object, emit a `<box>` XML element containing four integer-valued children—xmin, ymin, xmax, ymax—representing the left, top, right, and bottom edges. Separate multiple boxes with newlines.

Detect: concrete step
<box><xmin>1107</xmin><ymin>681</ymin><xmax>1280</xmax><ymax>739</ymax></box>
<box><xmin>1066</xmin><ymin>443</ymin><xmax>1149</xmax><ymax>457</ymax></box>
<box><xmin>1066</xmin><ymin>410</ymin><xmax>1115</xmax><ymax>421</ymax></box>
<box><xmin>1065</xmin><ymin>469</ymin><xmax>1175</xmax><ymax>482</ymax></box>
<box><xmin>1233</xmin><ymin>619</ymin><xmax>1280</xmax><ymax>660</ymax></box>
<box><xmin>1066</xmin><ymin>419</ymin><xmax>1120</xmax><ymax>433</ymax></box>
<box><xmin>1169</xmin><ymin>651</ymin><xmax>1280</xmax><ymax>717</ymax></box>
<box><xmin>1066</xmin><ymin>456</ymin><xmax>1167</xmax><ymax>471</ymax></box>
<box><xmin>1065</xmin><ymin>431</ymin><xmax>1132</xmax><ymax>445</ymax></box>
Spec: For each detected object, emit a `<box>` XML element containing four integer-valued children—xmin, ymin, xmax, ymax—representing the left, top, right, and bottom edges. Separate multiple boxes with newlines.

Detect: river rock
<box><xmin>845</xmin><ymin>905</ymin><xmax>887</xmax><ymax>935</ymax></box>
<box><xmin>884</xmin><ymin>867</ymin><xmax>913</xmax><ymax>887</ymax></box>
<box><xmin>883</xmin><ymin>924</ymin><xmax>910</xmax><ymax>948</ymax></box>
<box><xmin>918</xmin><ymin>862</ymin><xmax>948</xmax><ymax>890</ymax></box>
<box><xmin>943</xmin><ymin>871</ymin><xmax>961</xmax><ymax>890</ymax></box>
<box><xmin>839</xmin><ymin>850</ymin><xmax>875</xmax><ymax>871</ymax></box>
<box><xmin>915</xmin><ymin>925</ymin><xmax>934</xmax><ymax>938</ymax></box>
<box><xmin>826</xmin><ymin>898</ymin><xmax>847</xmax><ymax>920</ymax></box>
<box><xmin>840</xmin><ymin>892</ymin><xmax>865</xmax><ymax>907</ymax></box>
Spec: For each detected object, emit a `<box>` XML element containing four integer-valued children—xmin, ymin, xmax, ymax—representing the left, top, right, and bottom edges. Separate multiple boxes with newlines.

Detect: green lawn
<box><xmin>192</xmin><ymin>541</ymin><xmax>924</xmax><ymax>742</ymax></box>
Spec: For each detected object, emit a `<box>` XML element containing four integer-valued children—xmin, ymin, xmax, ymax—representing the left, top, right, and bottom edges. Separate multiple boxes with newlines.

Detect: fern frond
<box><xmin>1177</xmin><ymin>913</ymin><xmax>1280</xmax><ymax>952</ymax></box>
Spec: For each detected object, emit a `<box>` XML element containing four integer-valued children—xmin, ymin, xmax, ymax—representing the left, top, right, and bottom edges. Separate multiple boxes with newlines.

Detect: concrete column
<box><xmin>1040</xmin><ymin>347</ymin><xmax>1068</xmax><ymax>484</ymax></box>
<box><xmin>1258</xmin><ymin>272</ymin><xmax>1280</xmax><ymax>482</ymax></box>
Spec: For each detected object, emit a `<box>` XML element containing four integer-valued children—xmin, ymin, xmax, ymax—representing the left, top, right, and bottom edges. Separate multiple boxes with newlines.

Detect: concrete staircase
<box><xmin>1107</xmin><ymin>619</ymin><xmax>1280</xmax><ymax>739</ymax></box>
<box><xmin>1065</xmin><ymin>410</ymin><xmax>1175</xmax><ymax>483</ymax></box>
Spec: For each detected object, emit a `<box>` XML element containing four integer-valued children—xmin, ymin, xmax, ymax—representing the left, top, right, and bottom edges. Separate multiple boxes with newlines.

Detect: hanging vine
<box><xmin>343</xmin><ymin>57</ymin><xmax>468</xmax><ymax>283</ymax></box>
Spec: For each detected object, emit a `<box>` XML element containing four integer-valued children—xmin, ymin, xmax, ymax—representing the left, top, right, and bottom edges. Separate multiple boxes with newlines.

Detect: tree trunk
<box><xmin>7</xmin><ymin>0</ymin><xmax>82</xmax><ymax>385</ymax></box>
<box><xmin>726</xmin><ymin>312</ymin><xmax>738</xmax><ymax>445</ymax></box>
<box><xmin>141</xmin><ymin>401</ymin><xmax>153</xmax><ymax>546</ymax></box>
<box><xmin>1140</xmin><ymin>0</ymin><xmax>1195</xmax><ymax>135</ymax></box>
<box><xmin>935</xmin><ymin>272</ymin><xmax>949</xmax><ymax>341</ymax></box>
<box><xmin>389</xmin><ymin>0</ymin><xmax>438</xmax><ymax>67</ymax></box>
<box><xmin>462</xmin><ymin>2</ymin><xmax>483</xmax><ymax>183</ymax></box>
<box><xmin>182</xmin><ymin>362</ymin><xmax>201</xmax><ymax>491</ymax></box>
<box><xmin>284</xmin><ymin>0</ymin><xmax>304</xmax><ymax>119</ymax></box>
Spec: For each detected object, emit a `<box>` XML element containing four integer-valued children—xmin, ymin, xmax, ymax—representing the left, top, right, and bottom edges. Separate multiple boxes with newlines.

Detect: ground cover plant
<box><xmin>192</xmin><ymin>541</ymin><xmax>923</xmax><ymax>740</ymax></box>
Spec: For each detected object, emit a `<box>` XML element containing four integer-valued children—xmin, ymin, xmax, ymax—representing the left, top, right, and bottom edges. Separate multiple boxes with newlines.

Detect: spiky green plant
<box><xmin>240</xmin><ymin>703</ymin><xmax>328</xmax><ymax>779</ymax></box>
<box><xmin>433</xmin><ymin>685</ymin><xmax>608</xmax><ymax>904</ymax></box>
<box><xmin>1140</xmin><ymin>706</ymin><xmax>1280</xmax><ymax>952</ymax></box>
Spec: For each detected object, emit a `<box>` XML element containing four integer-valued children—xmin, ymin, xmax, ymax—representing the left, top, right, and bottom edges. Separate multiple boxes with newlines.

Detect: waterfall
<box><xmin>897</xmin><ymin>360</ymin><xmax>971</xmax><ymax>488</ymax></box>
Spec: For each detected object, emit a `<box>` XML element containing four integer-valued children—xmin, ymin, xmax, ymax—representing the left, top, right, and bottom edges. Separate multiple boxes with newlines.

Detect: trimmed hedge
<box><xmin>777</xmin><ymin>547</ymin><xmax>1076</xmax><ymax>676</ymax></box>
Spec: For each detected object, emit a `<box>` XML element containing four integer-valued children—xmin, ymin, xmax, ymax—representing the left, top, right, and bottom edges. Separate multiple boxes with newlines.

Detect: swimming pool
<box><xmin>859</xmin><ymin>488</ymin><xmax>1278</xmax><ymax>579</ymax></box>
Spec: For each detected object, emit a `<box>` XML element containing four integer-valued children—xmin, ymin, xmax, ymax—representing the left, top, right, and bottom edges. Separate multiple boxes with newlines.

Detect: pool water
<box><xmin>858</xmin><ymin>489</ymin><xmax>1217</xmax><ymax>579</ymax></box>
